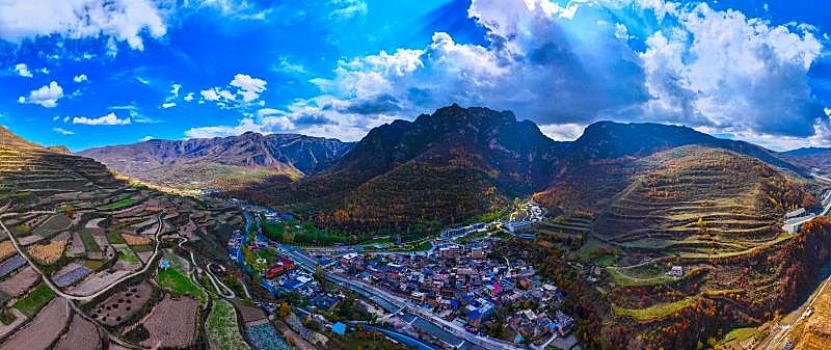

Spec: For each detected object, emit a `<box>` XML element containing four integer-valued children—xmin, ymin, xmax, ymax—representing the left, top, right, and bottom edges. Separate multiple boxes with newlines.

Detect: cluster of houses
<box><xmin>226</xmin><ymin>229</ymin><xmax>319</xmax><ymax>298</ymax></box>
<box><xmin>333</xmin><ymin>239</ymin><xmax>574</xmax><ymax>341</ymax></box>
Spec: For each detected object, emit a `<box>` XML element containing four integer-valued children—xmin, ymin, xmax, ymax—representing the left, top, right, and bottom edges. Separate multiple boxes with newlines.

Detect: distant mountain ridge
<box><xmin>781</xmin><ymin>146</ymin><xmax>831</xmax><ymax>175</ymax></box>
<box><xmin>79</xmin><ymin>132</ymin><xmax>354</xmax><ymax>189</ymax></box>
<box><xmin>565</xmin><ymin>121</ymin><xmax>803</xmax><ymax>174</ymax></box>
<box><xmin>783</xmin><ymin>147</ymin><xmax>831</xmax><ymax>157</ymax></box>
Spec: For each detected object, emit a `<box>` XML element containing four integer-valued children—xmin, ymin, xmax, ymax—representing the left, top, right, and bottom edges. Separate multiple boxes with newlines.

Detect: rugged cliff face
<box><xmin>252</xmin><ymin>104</ymin><xmax>565</xmax><ymax>230</ymax></box>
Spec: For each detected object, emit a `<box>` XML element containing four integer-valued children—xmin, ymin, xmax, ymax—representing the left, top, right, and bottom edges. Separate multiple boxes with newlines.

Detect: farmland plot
<box><xmin>0</xmin><ymin>308</ymin><xmax>26</xmax><ymax>339</ymax></box>
<box><xmin>54</xmin><ymin>314</ymin><xmax>101</xmax><ymax>350</ymax></box>
<box><xmin>0</xmin><ymin>241</ymin><xmax>16</xmax><ymax>261</ymax></box>
<box><xmin>0</xmin><ymin>256</ymin><xmax>26</xmax><ymax>279</ymax></box>
<box><xmin>0</xmin><ymin>267</ymin><xmax>40</xmax><ymax>297</ymax></box>
<box><xmin>53</xmin><ymin>265</ymin><xmax>93</xmax><ymax>288</ymax></box>
<box><xmin>91</xmin><ymin>283</ymin><xmax>153</xmax><ymax>326</ymax></box>
<box><xmin>65</xmin><ymin>232</ymin><xmax>85</xmax><ymax>257</ymax></box>
<box><xmin>1</xmin><ymin>297</ymin><xmax>69</xmax><ymax>350</ymax></box>
<box><xmin>207</xmin><ymin>300</ymin><xmax>251</xmax><ymax>350</ymax></box>
<box><xmin>32</xmin><ymin>214</ymin><xmax>71</xmax><ymax>237</ymax></box>
<box><xmin>27</xmin><ymin>239</ymin><xmax>67</xmax><ymax>265</ymax></box>
<box><xmin>138</xmin><ymin>296</ymin><xmax>199</xmax><ymax>349</ymax></box>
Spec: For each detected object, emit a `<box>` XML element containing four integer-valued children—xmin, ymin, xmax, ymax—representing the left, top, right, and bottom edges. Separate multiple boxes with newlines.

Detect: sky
<box><xmin>0</xmin><ymin>0</ymin><xmax>830</xmax><ymax>152</ymax></box>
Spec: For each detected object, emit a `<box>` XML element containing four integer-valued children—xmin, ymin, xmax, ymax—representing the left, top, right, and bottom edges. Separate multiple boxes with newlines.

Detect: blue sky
<box><xmin>0</xmin><ymin>0</ymin><xmax>829</xmax><ymax>151</ymax></box>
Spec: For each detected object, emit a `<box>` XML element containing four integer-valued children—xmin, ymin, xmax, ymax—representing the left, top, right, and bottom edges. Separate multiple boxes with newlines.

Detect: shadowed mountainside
<box><xmin>244</xmin><ymin>105</ymin><xmax>803</xmax><ymax>231</ymax></box>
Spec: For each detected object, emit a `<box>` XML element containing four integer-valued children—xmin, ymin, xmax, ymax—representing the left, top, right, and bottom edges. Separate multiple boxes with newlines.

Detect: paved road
<box><xmin>177</xmin><ymin>235</ymin><xmax>236</xmax><ymax>299</ymax></box>
<box><xmin>763</xmin><ymin>272</ymin><xmax>831</xmax><ymax>350</ymax></box>
<box><xmin>277</xmin><ymin>243</ymin><xmax>523</xmax><ymax>350</ymax></box>
<box><xmin>326</xmin><ymin>272</ymin><xmax>523</xmax><ymax>350</ymax></box>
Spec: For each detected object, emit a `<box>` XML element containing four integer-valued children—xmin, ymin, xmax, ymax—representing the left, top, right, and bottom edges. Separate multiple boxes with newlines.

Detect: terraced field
<box><xmin>594</xmin><ymin>147</ymin><xmax>786</xmax><ymax>259</ymax></box>
<box><xmin>528</xmin><ymin>145</ymin><xmax>829</xmax><ymax>349</ymax></box>
<box><xmin>0</xmin><ymin>127</ymin><xmax>247</xmax><ymax>349</ymax></box>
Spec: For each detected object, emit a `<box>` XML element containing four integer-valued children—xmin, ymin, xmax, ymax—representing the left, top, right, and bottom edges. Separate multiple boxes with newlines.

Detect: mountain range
<box><xmin>235</xmin><ymin>104</ymin><xmax>806</xmax><ymax>230</ymax></box>
<box><xmin>3</xmin><ymin>106</ymin><xmax>827</xmax><ymax>350</ymax></box>
<box><xmin>75</xmin><ymin>104</ymin><xmax>815</xmax><ymax>230</ymax></box>
<box><xmin>782</xmin><ymin>146</ymin><xmax>831</xmax><ymax>174</ymax></box>
<box><xmin>79</xmin><ymin>132</ymin><xmax>354</xmax><ymax>190</ymax></box>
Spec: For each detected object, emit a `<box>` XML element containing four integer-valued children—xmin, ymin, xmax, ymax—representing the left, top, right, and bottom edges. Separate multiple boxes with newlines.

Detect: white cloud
<box><xmin>538</xmin><ymin>123</ymin><xmax>586</xmax><ymax>141</ymax></box>
<box><xmin>139</xmin><ymin>135</ymin><xmax>154</xmax><ymax>142</ymax></box>
<box><xmin>72</xmin><ymin>112</ymin><xmax>131</xmax><ymax>126</ymax></box>
<box><xmin>19</xmin><ymin>81</ymin><xmax>63</xmax><ymax>108</ymax></box>
<box><xmin>170</xmin><ymin>83</ymin><xmax>182</xmax><ymax>98</ymax></box>
<box><xmin>614</xmin><ymin>23</ymin><xmax>632</xmax><ymax>40</ymax></box>
<box><xmin>201</xmin><ymin>89</ymin><xmax>220</xmax><ymax>101</ymax></box>
<box><xmin>272</xmin><ymin>56</ymin><xmax>306</xmax><ymax>75</ymax></box>
<box><xmin>185</xmin><ymin>117</ymin><xmax>265</xmax><ymax>139</ymax></box>
<box><xmin>0</xmin><ymin>0</ymin><xmax>167</xmax><ymax>51</ymax></box>
<box><xmin>135</xmin><ymin>76</ymin><xmax>151</xmax><ymax>85</ymax></box>
<box><xmin>199</xmin><ymin>74</ymin><xmax>268</xmax><ymax>108</ymax></box>
<box><xmin>183</xmin><ymin>92</ymin><xmax>195</xmax><ymax>102</ymax></box>
<box><xmin>190</xmin><ymin>0</ymin><xmax>272</xmax><ymax>20</ymax></box>
<box><xmin>52</xmin><ymin>127</ymin><xmax>74</xmax><ymax>135</ymax></box>
<box><xmin>14</xmin><ymin>63</ymin><xmax>32</xmax><ymax>77</ymax></box>
<box><xmin>229</xmin><ymin>74</ymin><xmax>267</xmax><ymax>102</ymax></box>
<box><xmin>73</xmin><ymin>74</ymin><xmax>88</xmax><ymax>83</ymax></box>
<box><xmin>161</xmin><ymin>102</ymin><xmax>176</xmax><ymax>109</ymax></box>
<box><xmin>185</xmin><ymin>0</ymin><xmax>829</xmax><ymax>147</ymax></box>
<box><xmin>639</xmin><ymin>2</ymin><xmax>824</xmax><ymax>137</ymax></box>
<box><xmin>329</xmin><ymin>0</ymin><xmax>367</xmax><ymax>20</ymax></box>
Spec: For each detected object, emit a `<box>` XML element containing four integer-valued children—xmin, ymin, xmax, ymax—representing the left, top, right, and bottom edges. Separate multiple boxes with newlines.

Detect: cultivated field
<box><xmin>138</xmin><ymin>296</ymin><xmax>199</xmax><ymax>349</ymax></box>
<box><xmin>54</xmin><ymin>314</ymin><xmax>101</xmax><ymax>350</ymax></box>
<box><xmin>207</xmin><ymin>300</ymin><xmax>251</xmax><ymax>350</ymax></box>
<box><xmin>1</xmin><ymin>298</ymin><xmax>69</xmax><ymax>350</ymax></box>
<box><xmin>90</xmin><ymin>283</ymin><xmax>154</xmax><ymax>326</ymax></box>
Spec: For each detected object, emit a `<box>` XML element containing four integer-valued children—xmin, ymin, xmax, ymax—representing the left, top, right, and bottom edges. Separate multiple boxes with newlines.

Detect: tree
<box><xmin>278</xmin><ymin>302</ymin><xmax>291</xmax><ymax>319</ymax></box>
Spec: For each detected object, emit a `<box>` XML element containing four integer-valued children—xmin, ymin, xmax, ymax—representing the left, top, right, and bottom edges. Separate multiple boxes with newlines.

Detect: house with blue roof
<box><xmin>332</xmin><ymin>322</ymin><xmax>347</xmax><ymax>336</ymax></box>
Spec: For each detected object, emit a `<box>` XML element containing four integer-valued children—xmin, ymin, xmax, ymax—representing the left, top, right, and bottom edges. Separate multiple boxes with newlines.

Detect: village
<box><xmin>225</xmin><ymin>200</ymin><xmax>580</xmax><ymax>350</ymax></box>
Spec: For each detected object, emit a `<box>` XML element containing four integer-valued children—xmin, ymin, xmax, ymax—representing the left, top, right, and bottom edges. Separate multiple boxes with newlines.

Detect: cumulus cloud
<box><xmin>73</xmin><ymin>74</ymin><xmax>88</xmax><ymax>83</ymax></box>
<box><xmin>0</xmin><ymin>0</ymin><xmax>167</xmax><ymax>51</ymax></box>
<box><xmin>199</xmin><ymin>74</ymin><xmax>267</xmax><ymax>108</ymax></box>
<box><xmin>169</xmin><ymin>83</ymin><xmax>182</xmax><ymax>98</ymax></box>
<box><xmin>183</xmin><ymin>92</ymin><xmax>195</xmax><ymax>102</ymax></box>
<box><xmin>229</xmin><ymin>74</ymin><xmax>266</xmax><ymax>102</ymax></box>
<box><xmin>538</xmin><ymin>123</ymin><xmax>586</xmax><ymax>141</ymax></box>
<box><xmin>161</xmin><ymin>102</ymin><xmax>176</xmax><ymax>109</ymax></box>
<box><xmin>18</xmin><ymin>81</ymin><xmax>63</xmax><ymax>108</ymax></box>
<box><xmin>72</xmin><ymin>112</ymin><xmax>131</xmax><ymax>125</ymax></box>
<box><xmin>186</xmin><ymin>0</ymin><xmax>829</xmax><ymax>146</ymax></box>
<box><xmin>639</xmin><ymin>2</ymin><xmax>824</xmax><ymax>138</ymax></box>
<box><xmin>14</xmin><ymin>63</ymin><xmax>32</xmax><ymax>77</ymax></box>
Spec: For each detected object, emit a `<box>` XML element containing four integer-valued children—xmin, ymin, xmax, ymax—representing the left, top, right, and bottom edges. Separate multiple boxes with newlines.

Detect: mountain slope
<box><xmin>252</xmin><ymin>105</ymin><xmax>803</xmax><ymax>232</ymax></box>
<box><xmin>254</xmin><ymin>104</ymin><xmax>565</xmax><ymax>229</ymax></box>
<box><xmin>535</xmin><ymin>121</ymin><xmax>804</xmax><ymax>211</ymax></box>
<box><xmin>0</xmin><ymin>126</ymin><xmax>123</xmax><ymax>193</ymax></box>
<box><xmin>79</xmin><ymin>132</ymin><xmax>354</xmax><ymax>189</ymax></box>
<box><xmin>782</xmin><ymin>146</ymin><xmax>831</xmax><ymax>174</ymax></box>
